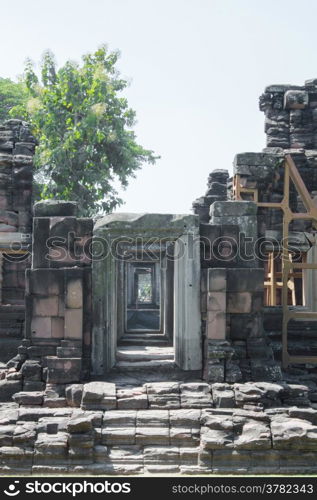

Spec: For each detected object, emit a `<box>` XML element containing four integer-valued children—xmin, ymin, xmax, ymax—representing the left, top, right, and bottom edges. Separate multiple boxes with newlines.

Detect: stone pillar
<box><xmin>24</xmin><ymin>200</ymin><xmax>93</xmax><ymax>388</ymax></box>
<box><xmin>173</xmin><ymin>232</ymin><xmax>202</xmax><ymax>371</ymax></box>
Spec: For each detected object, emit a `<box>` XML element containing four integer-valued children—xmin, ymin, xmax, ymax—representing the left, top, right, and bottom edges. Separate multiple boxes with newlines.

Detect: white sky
<box><xmin>1</xmin><ymin>0</ymin><xmax>316</xmax><ymax>213</ymax></box>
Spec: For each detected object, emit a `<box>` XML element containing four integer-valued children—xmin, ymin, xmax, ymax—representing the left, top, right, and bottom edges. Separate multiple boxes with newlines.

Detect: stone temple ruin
<box><xmin>1</xmin><ymin>81</ymin><xmax>317</xmax><ymax>474</ymax></box>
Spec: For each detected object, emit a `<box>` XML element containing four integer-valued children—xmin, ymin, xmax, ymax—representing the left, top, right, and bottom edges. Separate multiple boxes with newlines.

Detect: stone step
<box><xmin>119</xmin><ymin>338</ymin><xmax>170</xmax><ymax>347</ymax></box>
<box><xmin>114</xmin><ymin>359</ymin><xmax>176</xmax><ymax>370</ymax></box>
<box><xmin>118</xmin><ymin>334</ymin><xmax>171</xmax><ymax>347</ymax></box>
<box><xmin>12</xmin><ymin>391</ymin><xmax>44</xmax><ymax>406</ymax></box>
<box><xmin>116</xmin><ymin>346</ymin><xmax>174</xmax><ymax>362</ymax></box>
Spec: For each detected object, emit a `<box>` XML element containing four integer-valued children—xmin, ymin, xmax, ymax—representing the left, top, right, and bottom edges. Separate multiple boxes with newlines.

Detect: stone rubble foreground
<box><xmin>0</xmin><ymin>381</ymin><xmax>316</xmax><ymax>475</ymax></box>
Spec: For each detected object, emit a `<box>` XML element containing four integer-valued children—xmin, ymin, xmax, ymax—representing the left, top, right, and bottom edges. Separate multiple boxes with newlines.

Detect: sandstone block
<box><xmin>67</xmin><ymin>416</ymin><xmax>93</xmax><ymax>434</ymax></box>
<box><xmin>207</xmin><ymin>268</ymin><xmax>227</xmax><ymax>292</ymax></box>
<box><xmin>66</xmin><ymin>279</ymin><xmax>83</xmax><ymax>309</ymax></box>
<box><xmin>284</xmin><ymin>90</ymin><xmax>309</xmax><ymax>110</ymax></box>
<box><xmin>136</xmin><ymin>410</ymin><xmax>169</xmax><ymax>427</ymax></box>
<box><xmin>206</xmin><ymin>311</ymin><xmax>226</xmax><ymax>340</ymax></box>
<box><xmin>65</xmin><ymin>384</ymin><xmax>83</xmax><ymax>407</ymax></box>
<box><xmin>102</xmin><ymin>428</ymin><xmax>135</xmax><ymax>445</ymax></box>
<box><xmin>33</xmin><ymin>296</ymin><xmax>59</xmax><ymax>317</ymax></box>
<box><xmin>12</xmin><ymin>391</ymin><xmax>43</xmax><ymax>406</ymax></box>
<box><xmin>82</xmin><ymin>382</ymin><xmax>116</xmax><ymax>410</ymax></box>
<box><xmin>64</xmin><ymin>309</ymin><xmax>83</xmax><ymax>339</ymax></box>
<box><xmin>135</xmin><ymin>427</ymin><xmax>169</xmax><ymax>445</ymax></box>
<box><xmin>31</xmin><ymin>316</ymin><xmax>52</xmax><ymax>338</ymax></box>
<box><xmin>0</xmin><ymin>381</ymin><xmax>22</xmax><ymax>402</ymax></box>
<box><xmin>33</xmin><ymin>200</ymin><xmax>78</xmax><ymax>217</ymax></box>
<box><xmin>227</xmin><ymin>292</ymin><xmax>252</xmax><ymax>313</ymax></box>
<box><xmin>46</xmin><ymin>357</ymin><xmax>81</xmax><ymax>384</ymax></box>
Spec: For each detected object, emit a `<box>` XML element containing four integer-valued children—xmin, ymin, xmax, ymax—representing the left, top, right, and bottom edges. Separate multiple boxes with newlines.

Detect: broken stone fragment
<box><xmin>33</xmin><ymin>200</ymin><xmax>78</xmax><ymax>217</ymax></box>
<box><xmin>284</xmin><ymin>90</ymin><xmax>309</xmax><ymax>110</ymax></box>
<box><xmin>81</xmin><ymin>382</ymin><xmax>116</xmax><ymax>410</ymax></box>
<box><xmin>67</xmin><ymin>416</ymin><xmax>93</xmax><ymax>434</ymax></box>
<box><xmin>271</xmin><ymin>416</ymin><xmax>317</xmax><ymax>450</ymax></box>
<box><xmin>12</xmin><ymin>391</ymin><xmax>44</xmax><ymax>406</ymax></box>
<box><xmin>212</xmin><ymin>383</ymin><xmax>235</xmax><ymax>408</ymax></box>
<box><xmin>65</xmin><ymin>384</ymin><xmax>83</xmax><ymax>407</ymax></box>
<box><xmin>21</xmin><ymin>360</ymin><xmax>42</xmax><ymax>381</ymax></box>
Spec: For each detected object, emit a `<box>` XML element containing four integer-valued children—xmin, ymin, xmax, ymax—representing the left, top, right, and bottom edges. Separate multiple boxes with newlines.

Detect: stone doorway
<box><xmin>116</xmin><ymin>249</ymin><xmax>174</xmax><ymax>373</ymax></box>
<box><xmin>91</xmin><ymin>213</ymin><xmax>202</xmax><ymax>378</ymax></box>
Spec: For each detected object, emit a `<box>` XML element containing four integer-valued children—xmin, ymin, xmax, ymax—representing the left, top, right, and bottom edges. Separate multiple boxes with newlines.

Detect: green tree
<box><xmin>11</xmin><ymin>47</ymin><xmax>158</xmax><ymax>215</ymax></box>
<box><xmin>0</xmin><ymin>78</ymin><xmax>27</xmax><ymax>121</ymax></box>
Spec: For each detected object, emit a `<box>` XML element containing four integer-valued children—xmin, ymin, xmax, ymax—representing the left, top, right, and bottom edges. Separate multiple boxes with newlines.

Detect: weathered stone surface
<box><xmin>284</xmin><ymin>90</ymin><xmax>309</xmax><ymax>110</ymax></box>
<box><xmin>12</xmin><ymin>392</ymin><xmax>43</xmax><ymax>406</ymax></box>
<box><xmin>201</xmin><ymin>428</ymin><xmax>233</xmax><ymax>450</ymax></box>
<box><xmin>0</xmin><ymin>408</ymin><xmax>19</xmax><ymax>425</ymax></box>
<box><xmin>68</xmin><ymin>433</ymin><xmax>94</xmax><ymax>448</ymax></box>
<box><xmin>33</xmin><ymin>200</ymin><xmax>78</xmax><ymax>217</ymax></box>
<box><xmin>135</xmin><ymin>427</ymin><xmax>169</xmax><ymax>446</ymax></box>
<box><xmin>82</xmin><ymin>382</ymin><xmax>116</xmax><ymax>410</ymax></box>
<box><xmin>146</xmin><ymin>382</ymin><xmax>179</xmax><ymax>394</ymax></box>
<box><xmin>211</xmin><ymin>201</ymin><xmax>257</xmax><ymax>217</ymax></box>
<box><xmin>144</xmin><ymin>446</ymin><xmax>179</xmax><ymax>463</ymax></box>
<box><xmin>200</xmin><ymin>411</ymin><xmax>233</xmax><ymax>450</ymax></box>
<box><xmin>34</xmin><ymin>432</ymin><xmax>68</xmax><ymax>464</ymax></box>
<box><xmin>271</xmin><ymin>416</ymin><xmax>317</xmax><ymax>450</ymax></box>
<box><xmin>0</xmin><ymin>425</ymin><xmax>14</xmax><ymax>446</ymax></box>
<box><xmin>212</xmin><ymin>383</ymin><xmax>235</xmax><ymax>408</ymax></box>
<box><xmin>234</xmin><ymin>382</ymin><xmax>284</xmax><ymax>406</ymax></box>
<box><xmin>170</xmin><ymin>427</ymin><xmax>199</xmax><ymax>446</ymax></box>
<box><xmin>288</xmin><ymin>407</ymin><xmax>317</xmax><ymax>424</ymax></box>
<box><xmin>169</xmin><ymin>409</ymin><xmax>201</xmax><ymax>428</ymax></box>
<box><xmin>136</xmin><ymin>410</ymin><xmax>169</xmax><ymax>427</ymax></box>
<box><xmin>13</xmin><ymin>422</ymin><xmax>36</xmax><ymax>446</ymax></box>
<box><xmin>0</xmin><ymin>381</ymin><xmax>22</xmax><ymax>402</ymax></box>
<box><xmin>67</xmin><ymin>416</ymin><xmax>93</xmax><ymax>434</ymax></box>
<box><xmin>66</xmin><ymin>280</ymin><xmax>83</xmax><ymax>309</ymax></box>
<box><xmin>212</xmin><ymin>449</ymin><xmax>250</xmax><ymax>473</ymax></box>
<box><xmin>148</xmin><ymin>395</ymin><xmax>180</xmax><ymax>409</ymax></box>
<box><xmin>103</xmin><ymin>410</ymin><xmax>136</xmax><ymax>427</ymax></box>
<box><xmin>234</xmin><ymin>418</ymin><xmax>271</xmax><ymax>450</ymax></box>
<box><xmin>180</xmin><ymin>383</ymin><xmax>212</xmax><ymax>408</ymax></box>
<box><xmin>117</xmin><ymin>395</ymin><xmax>148</xmax><ymax>410</ymax></box>
<box><xmin>102</xmin><ymin>428</ymin><xmax>136</xmax><ymax>446</ymax></box>
<box><xmin>65</xmin><ymin>384</ymin><xmax>83</xmax><ymax>408</ymax></box>
<box><xmin>21</xmin><ymin>360</ymin><xmax>42</xmax><ymax>381</ymax></box>
<box><xmin>37</xmin><ymin>417</ymin><xmax>67</xmax><ymax>434</ymax></box>
<box><xmin>46</xmin><ymin>358</ymin><xmax>81</xmax><ymax>384</ymax></box>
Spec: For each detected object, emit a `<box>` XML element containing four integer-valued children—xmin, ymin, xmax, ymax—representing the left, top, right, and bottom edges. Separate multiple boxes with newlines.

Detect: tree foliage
<box><xmin>0</xmin><ymin>78</ymin><xmax>27</xmax><ymax>122</ymax></box>
<box><xmin>11</xmin><ymin>47</ymin><xmax>158</xmax><ymax>215</ymax></box>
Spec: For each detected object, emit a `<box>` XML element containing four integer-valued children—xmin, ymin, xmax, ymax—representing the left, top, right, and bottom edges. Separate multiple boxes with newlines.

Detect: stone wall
<box><xmin>233</xmin><ymin>151</ymin><xmax>317</xmax><ymax>237</ymax></box>
<box><xmin>9</xmin><ymin>201</ymin><xmax>93</xmax><ymax>399</ymax></box>
<box><xmin>260</xmin><ymin>80</ymin><xmax>317</xmax><ymax>150</ymax></box>
<box><xmin>0</xmin><ymin>380</ymin><xmax>317</xmax><ymax>475</ymax></box>
<box><xmin>192</xmin><ymin>169</ymin><xmax>229</xmax><ymax>222</ymax></box>
<box><xmin>192</xmin><ymin>79</ymin><xmax>317</xmax><ymax>386</ymax></box>
<box><xmin>1</xmin><ymin>80</ymin><xmax>317</xmax><ymax>476</ymax></box>
<box><xmin>196</xmin><ymin>196</ymin><xmax>275</xmax><ymax>384</ymax></box>
<box><xmin>0</xmin><ymin>119</ymin><xmax>35</xmax><ymax>362</ymax></box>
